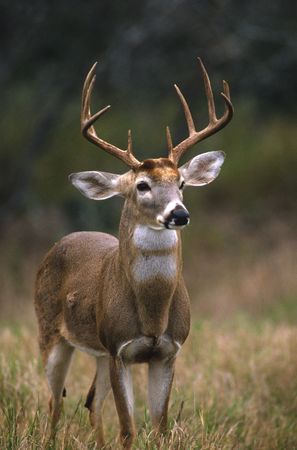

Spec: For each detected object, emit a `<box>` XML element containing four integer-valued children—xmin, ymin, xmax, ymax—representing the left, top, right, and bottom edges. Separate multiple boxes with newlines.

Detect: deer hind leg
<box><xmin>44</xmin><ymin>339</ymin><xmax>74</xmax><ymax>432</ymax></box>
<box><xmin>109</xmin><ymin>357</ymin><xmax>135</xmax><ymax>449</ymax></box>
<box><xmin>85</xmin><ymin>356</ymin><xmax>111</xmax><ymax>448</ymax></box>
<box><xmin>148</xmin><ymin>357</ymin><xmax>175</xmax><ymax>433</ymax></box>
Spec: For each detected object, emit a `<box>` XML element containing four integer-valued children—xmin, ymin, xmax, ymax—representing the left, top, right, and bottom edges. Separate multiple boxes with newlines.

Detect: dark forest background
<box><xmin>0</xmin><ymin>0</ymin><xmax>296</xmax><ymax>319</ymax></box>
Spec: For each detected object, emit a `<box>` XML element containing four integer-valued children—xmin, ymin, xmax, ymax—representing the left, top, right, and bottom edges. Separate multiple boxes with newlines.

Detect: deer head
<box><xmin>70</xmin><ymin>58</ymin><xmax>233</xmax><ymax>230</ymax></box>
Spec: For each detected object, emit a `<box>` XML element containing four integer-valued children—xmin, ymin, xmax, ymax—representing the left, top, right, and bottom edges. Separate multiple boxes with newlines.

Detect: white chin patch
<box><xmin>156</xmin><ymin>217</ymin><xmax>190</xmax><ymax>230</ymax></box>
<box><xmin>167</xmin><ymin>223</ymin><xmax>188</xmax><ymax>230</ymax></box>
<box><xmin>149</xmin><ymin>224</ymin><xmax>166</xmax><ymax>230</ymax></box>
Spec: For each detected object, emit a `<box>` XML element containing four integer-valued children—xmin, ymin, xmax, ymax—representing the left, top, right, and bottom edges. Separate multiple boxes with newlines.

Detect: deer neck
<box><xmin>118</xmin><ymin>199</ymin><xmax>182</xmax><ymax>337</ymax></box>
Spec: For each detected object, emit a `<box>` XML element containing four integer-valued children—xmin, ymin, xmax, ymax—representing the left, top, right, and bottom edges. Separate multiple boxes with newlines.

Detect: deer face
<box><xmin>70</xmin><ymin>151</ymin><xmax>225</xmax><ymax>231</ymax></box>
<box><xmin>131</xmin><ymin>158</ymin><xmax>188</xmax><ymax>230</ymax></box>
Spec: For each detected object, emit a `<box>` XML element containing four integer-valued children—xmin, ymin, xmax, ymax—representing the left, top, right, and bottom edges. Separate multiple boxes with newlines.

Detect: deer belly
<box><xmin>117</xmin><ymin>335</ymin><xmax>181</xmax><ymax>363</ymax></box>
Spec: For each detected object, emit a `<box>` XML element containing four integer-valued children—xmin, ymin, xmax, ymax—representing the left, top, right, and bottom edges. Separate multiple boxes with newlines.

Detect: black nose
<box><xmin>170</xmin><ymin>206</ymin><xmax>190</xmax><ymax>226</ymax></box>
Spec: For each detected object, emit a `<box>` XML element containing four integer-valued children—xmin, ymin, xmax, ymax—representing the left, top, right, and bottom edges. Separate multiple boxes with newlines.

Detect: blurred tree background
<box><xmin>0</xmin><ymin>0</ymin><xmax>296</xmax><ymax>319</ymax></box>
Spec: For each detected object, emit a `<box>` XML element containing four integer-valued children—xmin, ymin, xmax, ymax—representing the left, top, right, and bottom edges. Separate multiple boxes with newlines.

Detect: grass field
<box><xmin>1</xmin><ymin>312</ymin><xmax>297</xmax><ymax>449</ymax></box>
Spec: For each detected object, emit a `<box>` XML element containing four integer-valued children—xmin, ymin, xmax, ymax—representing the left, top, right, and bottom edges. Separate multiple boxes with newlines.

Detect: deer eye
<box><xmin>137</xmin><ymin>181</ymin><xmax>151</xmax><ymax>192</ymax></box>
<box><xmin>179</xmin><ymin>180</ymin><xmax>185</xmax><ymax>190</ymax></box>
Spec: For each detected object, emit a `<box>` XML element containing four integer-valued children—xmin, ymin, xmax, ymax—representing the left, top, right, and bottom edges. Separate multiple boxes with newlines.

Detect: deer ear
<box><xmin>179</xmin><ymin>151</ymin><xmax>225</xmax><ymax>186</ymax></box>
<box><xmin>69</xmin><ymin>171</ymin><xmax>121</xmax><ymax>200</ymax></box>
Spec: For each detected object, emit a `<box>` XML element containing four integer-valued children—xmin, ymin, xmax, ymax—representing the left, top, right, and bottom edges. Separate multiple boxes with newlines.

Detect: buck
<box><xmin>35</xmin><ymin>58</ymin><xmax>233</xmax><ymax>449</ymax></box>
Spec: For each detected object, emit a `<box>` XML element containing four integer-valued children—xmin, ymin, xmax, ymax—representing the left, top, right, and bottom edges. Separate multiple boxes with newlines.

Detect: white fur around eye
<box><xmin>135</xmin><ymin>178</ymin><xmax>152</xmax><ymax>196</ymax></box>
<box><xmin>137</xmin><ymin>190</ymin><xmax>152</xmax><ymax>198</ymax></box>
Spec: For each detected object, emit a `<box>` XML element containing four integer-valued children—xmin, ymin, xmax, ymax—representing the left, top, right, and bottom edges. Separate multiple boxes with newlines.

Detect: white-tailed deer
<box><xmin>35</xmin><ymin>58</ymin><xmax>233</xmax><ymax>449</ymax></box>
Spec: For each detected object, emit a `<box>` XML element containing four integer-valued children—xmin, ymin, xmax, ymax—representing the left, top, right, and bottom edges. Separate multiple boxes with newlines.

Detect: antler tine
<box><xmin>222</xmin><ymin>79</ymin><xmax>230</xmax><ymax>99</ymax></box>
<box><xmin>221</xmin><ymin>80</ymin><xmax>234</xmax><ymax>121</ymax></box>
<box><xmin>198</xmin><ymin>57</ymin><xmax>217</xmax><ymax>124</ymax></box>
<box><xmin>81</xmin><ymin>63</ymin><xmax>141</xmax><ymax>169</ymax></box>
<box><xmin>174</xmin><ymin>84</ymin><xmax>196</xmax><ymax>135</ymax></box>
<box><xmin>81</xmin><ymin>62</ymin><xmax>98</xmax><ymax>128</ymax></box>
<box><xmin>81</xmin><ymin>66</ymin><xmax>111</xmax><ymax>135</ymax></box>
<box><xmin>168</xmin><ymin>58</ymin><xmax>234</xmax><ymax>165</ymax></box>
<box><xmin>166</xmin><ymin>126</ymin><xmax>174</xmax><ymax>160</ymax></box>
<box><xmin>127</xmin><ymin>129</ymin><xmax>133</xmax><ymax>155</ymax></box>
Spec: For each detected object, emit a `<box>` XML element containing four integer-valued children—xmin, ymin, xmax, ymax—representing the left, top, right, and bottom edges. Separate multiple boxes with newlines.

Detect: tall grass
<box><xmin>1</xmin><ymin>316</ymin><xmax>297</xmax><ymax>449</ymax></box>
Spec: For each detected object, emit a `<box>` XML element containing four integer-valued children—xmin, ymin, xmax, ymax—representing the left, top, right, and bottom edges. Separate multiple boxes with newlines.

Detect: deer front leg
<box><xmin>109</xmin><ymin>357</ymin><xmax>135</xmax><ymax>449</ymax></box>
<box><xmin>148</xmin><ymin>357</ymin><xmax>175</xmax><ymax>433</ymax></box>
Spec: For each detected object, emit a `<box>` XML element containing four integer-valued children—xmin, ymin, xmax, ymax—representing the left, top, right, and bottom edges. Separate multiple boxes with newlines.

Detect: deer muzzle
<box><xmin>165</xmin><ymin>205</ymin><xmax>190</xmax><ymax>229</ymax></box>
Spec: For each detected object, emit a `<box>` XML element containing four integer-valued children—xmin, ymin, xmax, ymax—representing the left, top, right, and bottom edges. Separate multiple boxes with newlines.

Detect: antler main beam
<box><xmin>167</xmin><ymin>57</ymin><xmax>234</xmax><ymax>165</ymax></box>
<box><xmin>81</xmin><ymin>62</ymin><xmax>141</xmax><ymax>169</ymax></box>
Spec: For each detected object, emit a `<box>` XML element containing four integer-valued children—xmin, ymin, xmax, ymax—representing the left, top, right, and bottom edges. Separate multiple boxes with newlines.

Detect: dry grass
<box><xmin>1</xmin><ymin>316</ymin><xmax>297</xmax><ymax>449</ymax></box>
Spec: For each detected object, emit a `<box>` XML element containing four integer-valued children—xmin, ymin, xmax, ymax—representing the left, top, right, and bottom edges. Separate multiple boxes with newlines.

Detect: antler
<box><xmin>81</xmin><ymin>62</ymin><xmax>141</xmax><ymax>169</ymax></box>
<box><xmin>167</xmin><ymin>58</ymin><xmax>234</xmax><ymax>165</ymax></box>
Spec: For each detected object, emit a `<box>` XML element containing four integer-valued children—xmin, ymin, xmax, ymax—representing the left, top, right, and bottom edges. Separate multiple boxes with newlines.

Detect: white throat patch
<box><xmin>133</xmin><ymin>225</ymin><xmax>177</xmax><ymax>251</ymax></box>
<box><xmin>132</xmin><ymin>254</ymin><xmax>177</xmax><ymax>282</ymax></box>
<box><xmin>132</xmin><ymin>225</ymin><xmax>178</xmax><ymax>282</ymax></box>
